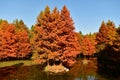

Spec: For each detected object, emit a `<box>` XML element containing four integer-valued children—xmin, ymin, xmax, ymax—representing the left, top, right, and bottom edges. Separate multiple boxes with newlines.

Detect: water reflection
<box><xmin>75</xmin><ymin>75</ymin><xmax>97</xmax><ymax>80</ymax></box>
<box><xmin>0</xmin><ymin>59</ymin><xmax>119</xmax><ymax>80</ymax></box>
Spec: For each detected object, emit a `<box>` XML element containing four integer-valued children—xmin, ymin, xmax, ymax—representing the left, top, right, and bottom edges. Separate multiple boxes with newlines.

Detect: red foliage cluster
<box><xmin>31</xmin><ymin>6</ymin><xmax>81</xmax><ymax>67</ymax></box>
<box><xmin>81</xmin><ymin>35</ymin><xmax>97</xmax><ymax>56</ymax></box>
<box><xmin>77</xmin><ymin>33</ymin><xmax>97</xmax><ymax>56</ymax></box>
<box><xmin>114</xmin><ymin>27</ymin><xmax>120</xmax><ymax>51</ymax></box>
<box><xmin>96</xmin><ymin>20</ymin><xmax>117</xmax><ymax>52</ymax></box>
<box><xmin>0</xmin><ymin>20</ymin><xmax>31</xmax><ymax>60</ymax></box>
<box><xmin>97</xmin><ymin>20</ymin><xmax>120</xmax><ymax>74</ymax></box>
<box><xmin>96</xmin><ymin>20</ymin><xmax>117</xmax><ymax>45</ymax></box>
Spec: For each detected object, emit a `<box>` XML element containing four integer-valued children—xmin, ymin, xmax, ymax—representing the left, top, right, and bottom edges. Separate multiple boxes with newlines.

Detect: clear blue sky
<box><xmin>0</xmin><ymin>0</ymin><xmax>120</xmax><ymax>34</ymax></box>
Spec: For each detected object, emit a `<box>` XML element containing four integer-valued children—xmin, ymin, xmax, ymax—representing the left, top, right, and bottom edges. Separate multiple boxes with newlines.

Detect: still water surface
<box><xmin>0</xmin><ymin>59</ymin><xmax>119</xmax><ymax>80</ymax></box>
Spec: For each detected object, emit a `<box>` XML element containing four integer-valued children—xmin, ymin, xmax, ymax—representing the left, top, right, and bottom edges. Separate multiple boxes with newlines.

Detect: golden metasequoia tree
<box><xmin>31</xmin><ymin>6</ymin><xmax>81</xmax><ymax>67</ymax></box>
<box><xmin>96</xmin><ymin>20</ymin><xmax>117</xmax><ymax>45</ymax></box>
<box><xmin>97</xmin><ymin>24</ymin><xmax>120</xmax><ymax>74</ymax></box>
<box><xmin>0</xmin><ymin>20</ymin><xmax>31</xmax><ymax>60</ymax></box>
<box><xmin>96</xmin><ymin>20</ymin><xmax>117</xmax><ymax>52</ymax></box>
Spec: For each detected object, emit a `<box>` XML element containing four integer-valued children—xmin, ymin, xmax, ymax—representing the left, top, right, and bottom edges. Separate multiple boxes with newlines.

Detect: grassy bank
<box><xmin>0</xmin><ymin>60</ymin><xmax>38</xmax><ymax>68</ymax></box>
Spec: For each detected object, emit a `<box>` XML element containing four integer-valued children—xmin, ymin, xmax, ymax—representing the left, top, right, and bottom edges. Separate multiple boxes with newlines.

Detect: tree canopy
<box><xmin>0</xmin><ymin>6</ymin><xmax>119</xmax><ymax>69</ymax></box>
<box><xmin>31</xmin><ymin>6</ymin><xmax>81</xmax><ymax>67</ymax></box>
<box><xmin>0</xmin><ymin>20</ymin><xmax>31</xmax><ymax>60</ymax></box>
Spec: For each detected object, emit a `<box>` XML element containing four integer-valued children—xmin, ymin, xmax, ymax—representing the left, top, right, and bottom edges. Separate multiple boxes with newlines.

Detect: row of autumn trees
<box><xmin>0</xmin><ymin>5</ymin><xmax>120</xmax><ymax>67</ymax></box>
<box><xmin>0</xmin><ymin>6</ymin><xmax>80</xmax><ymax>67</ymax></box>
<box><xmin>96</xmin><ymin>20</ymin><xmax>120</xmax><ymax>74</ymax></box>
<box><xmin>77</xmin><ymin>20</ymin><xmax>120</xmax><ymax>56</ymax></box>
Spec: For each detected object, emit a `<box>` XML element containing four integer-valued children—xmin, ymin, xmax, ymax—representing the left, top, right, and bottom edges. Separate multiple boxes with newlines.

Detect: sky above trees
<box><xmin>0</xmin><ymin>0</ymin><xmax>120</xmax><ymax>34</ymax></box>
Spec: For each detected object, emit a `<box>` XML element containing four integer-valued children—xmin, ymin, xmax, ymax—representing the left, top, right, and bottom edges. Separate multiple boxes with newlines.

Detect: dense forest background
<box><xmin>0</xmin><ymin>6</ymin><xmax>120</xmax><ymax>68</ymax></box>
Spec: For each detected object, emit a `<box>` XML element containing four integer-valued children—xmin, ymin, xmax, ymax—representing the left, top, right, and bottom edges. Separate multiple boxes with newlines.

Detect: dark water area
<box><xmin>0</xmin><ymin>59</ymin><xmax>120</xmax><ymax>80</ymax></box>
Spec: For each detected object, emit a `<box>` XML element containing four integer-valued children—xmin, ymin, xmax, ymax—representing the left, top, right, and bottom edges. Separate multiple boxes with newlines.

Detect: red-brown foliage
<box><xmin>96</xmin><ymin>20</ymin><xmax>117</xmax><ymax>53</ymax></box>
<box><xmin>0</xmin><ymin>20</ymin><xmax>31</xmax><ymax>60</ymax></box>
<box><xmin>113</xmin><ymin>26</ymin><xmax>120</xmax><ymax>52</ymax></box>
<box><xmin>80</xmin><ymin>34</ymin><xmax>97</xmax><ymax>56</ymax></box>
<box><xmin>96</xmin><ymin>20</ymin><xmax>117</xmax><ymax>45</ymax></box>
<box><xmin>31</xmin><ymin>6</ymin><xmax>81</xmax><ymax>67</ymax></box>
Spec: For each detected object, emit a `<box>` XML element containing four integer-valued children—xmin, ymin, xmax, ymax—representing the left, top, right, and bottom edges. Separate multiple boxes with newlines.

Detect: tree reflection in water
<box><xmin>0</xmin><ymin>59</ymin><xmax>119</xmax><ymax>80</ymax></box>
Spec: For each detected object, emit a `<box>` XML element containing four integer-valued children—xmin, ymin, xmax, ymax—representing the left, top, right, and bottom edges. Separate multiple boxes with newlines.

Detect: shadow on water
<box><xmin>97</xmin><ymin>45</ymin><xmax>120</xmax><ymax>80</ymax></box>
<box><xmin>0</xmin><ymin>59</ymin><xmax>120</xmax><ymax>80</ymax></box>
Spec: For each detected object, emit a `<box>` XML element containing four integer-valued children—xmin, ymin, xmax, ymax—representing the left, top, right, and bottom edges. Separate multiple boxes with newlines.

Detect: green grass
<box><xmin>0</xmin><ymin>60</ymin><xmax>38</xmax><ymax>68</ymax></box>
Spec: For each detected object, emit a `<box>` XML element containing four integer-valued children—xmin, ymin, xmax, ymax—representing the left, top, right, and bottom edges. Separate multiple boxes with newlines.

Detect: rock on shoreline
<box><xmin>44</xmin><ymin>64</ymin><xmax>69</xmax><ymax>74</ymax></box>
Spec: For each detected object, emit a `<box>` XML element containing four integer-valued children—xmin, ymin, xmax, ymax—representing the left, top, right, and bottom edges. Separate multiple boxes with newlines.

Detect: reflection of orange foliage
<box><xmin>31</xmin><ymin>6</ymin><xmax>81</xmax><ymax>67</ymax></box>
<box><xmin>68</xmin><ymin>59</ymin><xmax>97</xmax><ymax>77</ymax></box>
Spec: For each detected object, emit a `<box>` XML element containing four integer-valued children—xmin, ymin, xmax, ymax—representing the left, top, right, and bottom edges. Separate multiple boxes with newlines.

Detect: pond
<box><xmin>0</xmin><ymin>59</ymin><xmax>119</xmax><ymax>80</ymax></box>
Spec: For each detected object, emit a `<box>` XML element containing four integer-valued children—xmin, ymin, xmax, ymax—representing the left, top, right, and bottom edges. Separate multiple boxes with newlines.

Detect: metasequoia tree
<box><xmin>13</xmin><ymin>20</ymin><xmax>31</xmax><ymax>58</ymax></box>
<box><xmin>97</xmin><ymin>25</ymin><xmax>120</xmax><ymax>74</ymax></box>
<box><xmin>96</xmin><ymin>20</ymin><xmax>117</xmax><ymax>45</ymax></box>
<box><xmin>32</xmin><ymin>6</ymin><xmax>81</xmax><ymax>67</ymax></box>
<box><xmin>114</xmin><ymin>26</ymin><xmax>120</xmax><ymax>52</ymax></box>
<box><xmin>0</xmin><ymin>20</ymin><xmax>31</xmax><ymax>60</ymax></box>
<box><xmin>58</xmin><ymin>6</ymin><xmax>81</xmax><ymax>67</ymax></box>
<box><xmin>0</xmin><ymin>21</ymin><xmax>16</xmax><ymax>59</ymax></box>
<box><xmin>80</xmin><ymin>34</ymin><xmax>97</xmax><ymax>56</ymax></box>
<box><xmin>31</xmin><ymin>6</ymin><xmax>56</xmax><ymax>62</ymax></box>
<box><xmin>13</xmin><ymin>19</ymin><xmax>29</xmax><ymax>31</ymax></box>
<box><xmin>96</xmin><ymin>20</ymin><xmax>117</xmax><ymax>52</ymax></box>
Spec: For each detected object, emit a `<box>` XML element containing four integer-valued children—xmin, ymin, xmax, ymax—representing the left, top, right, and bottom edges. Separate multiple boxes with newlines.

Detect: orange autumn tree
<box><xmin>30</xmin><ymin>6</ymin><xmax>55</xmax><ymax>63</ymax></box>
<box><xmin>80</xmin><ymin>33</ymin><xmax>97</xmax><ymax>56</ymax></box>
<box><xmin>59</xmin><ymin>6</ymin><xmax>81</xmax><ymax>67</ymax></box>
<box><xmin>113</xmin><ymin>27</ymin><xmax>120</xmax><ymax>52</ymax></box>
<box><xmin>0</xmin><ymin>20</ymin><xmax>16</xmax><ymax>59</ymax></box>
<box><xmin>13</xmin><ymin>20</ymin><xmax>31</xmax><ymax>59</ymax></box>
<box><xmin>96</xmin><ymin>20</ymin><xmax>117</xmax><ymax>52</ymax></box>
<box><xmin>97</xmin><ymin>23</ymin><xmax>120</xmax><ymax>74</ymax></box>
<box><xmin>31</xmin><ymin>6</ymin><xmax>81</xmax><ymax>67</ymax></box>
<box><xmin>0</xmin><ymin>19</ymin><xmax>31</xmax><ymax>60</ymax></box>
